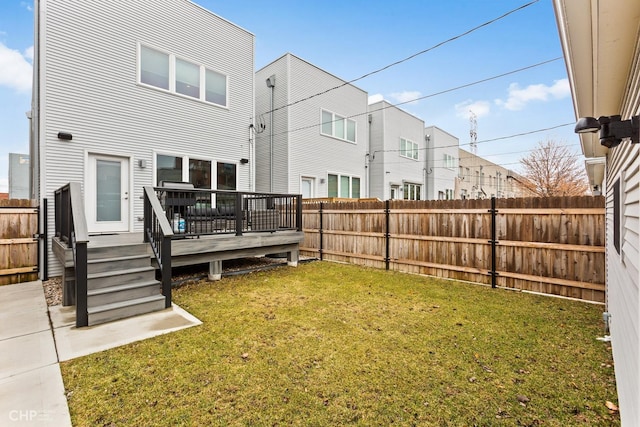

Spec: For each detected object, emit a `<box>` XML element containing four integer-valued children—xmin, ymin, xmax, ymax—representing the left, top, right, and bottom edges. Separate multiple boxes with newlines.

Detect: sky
<box><xmin>0</xmin><ymin>0</ymin><xmax>580</xmax><ymax>193</ymax></box>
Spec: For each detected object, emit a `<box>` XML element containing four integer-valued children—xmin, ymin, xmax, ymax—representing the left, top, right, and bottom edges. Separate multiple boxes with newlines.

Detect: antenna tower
<box><xmin>469</xmin><ymin>110</ymin><xmax>478</xmax><ymax>155</ymax></box>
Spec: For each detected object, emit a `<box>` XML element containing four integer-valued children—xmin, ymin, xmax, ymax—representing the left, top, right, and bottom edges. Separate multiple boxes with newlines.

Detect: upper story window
<box><xmin>443</xmin><ymin>153</ymin><xmax>456</xmax><ymax>169</ymax></box>
<box><xmin>400</xmin><ymin>138</ymin><xmax>419</xmax><ymax>160</ymax></box>
<box><xmin>139</xmin><ymin>45</ymin><xmax>228</xmax><ymax>107</ymax></box>
<box><xmin>321</xmin><ymin>109</ymin><xmax>356</xmax><ymax>143</ymax></box>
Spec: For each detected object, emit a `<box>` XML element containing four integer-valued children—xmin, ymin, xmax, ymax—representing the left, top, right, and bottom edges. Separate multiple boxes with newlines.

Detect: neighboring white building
<box><xmin>255</xmin><ymin>53</ymin><xmax>369</xmax><ymax>199</ymax></box>
<box><xmin>425</xmin><ymin>126</ymin><xmax>458</xmax><ymax>200</ymax></box>
<box><xmin>9</xmin><ymin>153</ymin><xmax>30</xmax><ymax>199</ymax></box>
<box><xmin>31</xmin><ymin>0</ymin><xmax>255</xmax><ymax>276</ymax></box>
<box><xmin>368</xmin><ymin>100</ymin><xmax>425</xmax><ymax>201</ymax></box>
<box><xmin>554</xmin><ymin>0</ymin><xmax>640</xmax><ymax>424</ymax></box>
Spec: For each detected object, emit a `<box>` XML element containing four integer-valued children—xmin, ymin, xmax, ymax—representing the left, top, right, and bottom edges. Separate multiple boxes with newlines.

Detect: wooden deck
<box><xmin>55</xmin><ymin>230</ymin><xmax>305</xmax><ymax>280</ymax></box>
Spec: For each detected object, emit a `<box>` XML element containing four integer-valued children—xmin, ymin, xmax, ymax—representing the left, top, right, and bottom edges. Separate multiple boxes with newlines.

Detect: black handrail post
<box><xmin>235</xmin><ymin>192</ymin><xmax>244</xmax><ymax>236</ymax></box>
<box><xmin>489</xmin><ymin>196</ymin><xmax>498</xmax><ymax>288</ymax></box>
<box><xmin>161</xmin><ymin>235</ymin><xmax>172</xmax><ymax>308</ymax></box>
<box><xmin>75</xmin><ymin>239</ymin><xmax>88</xmax><ymax>327</ymax></box>
<box><xmin>385</xmin><ymin>199</ymin><xmax>390</xmax><ymax>270</ymax></box>
<box><xmin>296</xmin><ymin>195</ymin><xmax>303</xmax><ymax>232</ymax></box>
<box><xmin>319</xmin><ymin>202</ymin><xmax>324</xmax><ymax>261</ymax></box>
<box><xmin>143</xmin><ymin>193</ymin><xmax>151</xmax><ymax>243</ymax></box>
<box><xmin>42</xmin><ymin>198</ymin><xmax>48</xmax><ymax>280</ymax></box>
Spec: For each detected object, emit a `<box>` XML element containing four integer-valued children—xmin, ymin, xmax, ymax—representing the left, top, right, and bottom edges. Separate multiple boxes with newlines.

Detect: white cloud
<box><xmin>495</xmin><ymin>78</ymin><xmax>570</xmax><ymax>111</ymax></box>
<box><xmin>389</xmin><ymin>90</ymin><xmax>421</xmax><ymax>105</ymax></box>
<box><xmin>0</xmin><ymin>42</ymin><xmax>32</xmax><ymax>92</ymax></box>
<box><xmin>24</xmin><ymin>46</ymin><xmax>34</xmax><ymax>61</ymax></box>
<box><xmin>368</xmin><ymin>93</ymin><xmax>384</xmax><ymax>104</ymax></box>
<box><xmin>21</xmin><ymin>1</ymin><xmax>33</xmax><ymax>12</ymax></box>
<box><xmin>455</xmin><ymin>99</ymin><xmax>491</xmax><ymax>119</ymax></box>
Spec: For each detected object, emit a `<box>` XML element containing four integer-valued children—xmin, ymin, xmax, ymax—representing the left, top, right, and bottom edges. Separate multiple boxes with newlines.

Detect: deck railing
<box><xmin>54</xmin><ymin>183</ymin><xmax>89</xmax><ymax>327</ymax></box>
<box><xmin>143</xmin><ymin>187</ymin><xmax>173</xmax><ymax>308</ymax></box>
<box><xmin>153</xmin><ymin>186</ymin><xmax>303</xmax><ymax>238</ymax></box>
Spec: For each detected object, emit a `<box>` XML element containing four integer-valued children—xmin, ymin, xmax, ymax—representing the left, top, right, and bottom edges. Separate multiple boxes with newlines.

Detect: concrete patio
<box><xmin>0</xmin><ymin>280</ymin><xmax>201</xmax><ymax>426</ymax></box>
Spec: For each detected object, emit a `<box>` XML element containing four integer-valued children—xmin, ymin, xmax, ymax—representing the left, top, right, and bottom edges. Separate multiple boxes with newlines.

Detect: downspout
<box><xmin>266</xmin><ymin>75</ymin><xmax>275</xmax><ymax>192</ymax></box>
<box><xmin>424</xmin><ymin>134</ymin><xmax>430</xmax><ymax>200</ymax></box>
<box><xmin>31</xmin><ymin>0</ymin><xmax>41</xmax><ymax>201</ymax></box>
<box><xmin>32</xmin><ymin>0</ymin><xmax>43</xmax><ymax>280</ymax></box>
<box><xmin>367</xmin><ymin>113</ymin><xmax>372</xmax><ymax>198</ymax></box>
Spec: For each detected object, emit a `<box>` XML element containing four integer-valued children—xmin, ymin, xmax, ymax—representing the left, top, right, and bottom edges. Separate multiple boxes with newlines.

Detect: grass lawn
<box><xmin>61</xmin><ymin>261</ymin><xmax>618</xmax><ymax>426</ymax></box>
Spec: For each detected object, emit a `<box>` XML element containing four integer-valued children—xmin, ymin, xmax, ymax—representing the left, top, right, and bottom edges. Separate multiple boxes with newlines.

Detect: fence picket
<box><xmin>301</xmin><ymin>196</ymin><xmax>605</xmax><ymax>302</ymax></box>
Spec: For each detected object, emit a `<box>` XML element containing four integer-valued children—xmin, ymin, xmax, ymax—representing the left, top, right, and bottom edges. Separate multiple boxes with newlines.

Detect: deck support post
<box><xmin>208</xmin><ymin>260</ymin><xmax>222</xmax><ymax>281</ymax></box>
<box><xmin>287</xmin><ymin>248</ymin><xmax>299</xmax><ymax>267</ymax></box>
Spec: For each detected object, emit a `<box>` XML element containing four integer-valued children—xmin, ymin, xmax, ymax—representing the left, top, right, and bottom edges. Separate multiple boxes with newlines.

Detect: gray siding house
<box><xmin>255</xmin><ymin>53</ymin><xmax>369</xmax><ymax>199</ymax></box>
<box><xmin>424</xmin><ymin>126</ymin><xmax>458</xmax><ymax>200</ymax></box>
<box><xmin>554</xmin><ymin>0</ymin><xmax>640</xmax><ymax>424</ymax></box>
<box><xmin>31</xmin><ymin>0</ymin><xmax>255</xmax><ymax>276</ymax></box>
<box><xmin>368</xmin><ymin>100</ymin><xmax>425</xmax><ymax>201</ymax></box>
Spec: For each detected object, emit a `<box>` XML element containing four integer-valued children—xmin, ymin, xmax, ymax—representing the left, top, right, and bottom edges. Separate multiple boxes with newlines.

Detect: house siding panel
<box><xmin>255</xmin><ymin>55</ymin><xmax>290</xmax><ymax>193</ymax></box>
<box><xmin>606</xmin><ymin>108</ymin><xmax>640</xmax><ymax>423</ymax></box>
<box><xmin>369</xmin><ymin>101</ymin><xmax>425</xmax><ymax>200</ymax></box>
<box><xmin>287</xmin><ymin>55</ymin><xmax>368</xmax><ymax>197</ymax></box>
<box><xmin>255</xmin><ymin>54</ymin><xmax>368</xmax><ymax>197</ymax></box>
<box><xmin>39</xmin><ymin>0</ymin><xmax>254</xmax><ymax>276</ymax></box>
<box><xmin>425</xmin><ymin>126</ymin><xmax>459</xmax><ymax>200</ymax></box>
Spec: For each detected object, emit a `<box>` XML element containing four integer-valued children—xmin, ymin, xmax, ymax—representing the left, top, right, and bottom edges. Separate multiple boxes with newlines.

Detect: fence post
<box><xmin>385</xmin><ymin>199</ymin><xmax>390</xmax><ymax>270</ymax></box>
<box><xmin>319</xmin><ymin>202</ymin><xmax>324</xmax><ymax>261</ymax></box>
<box><xmin>42</xmin><ymin>198</ymin><xmax>48</xmax><ymax>280</ymax></box>
<box><xmin>488</xmin><ymin>196</ymin><xmax>498</xmax><ymax>288</ymax></box>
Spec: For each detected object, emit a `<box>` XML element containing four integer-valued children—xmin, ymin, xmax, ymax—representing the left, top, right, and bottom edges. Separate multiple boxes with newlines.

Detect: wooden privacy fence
<box><xmin>0</xmin><ymin>199</ymin><xmax>39</xmax><ymax>285</ymax></box>
<box><xmin>301</xmin><ymin>196</ymin><xmax>606</xmax><ymax>302</ymax></box>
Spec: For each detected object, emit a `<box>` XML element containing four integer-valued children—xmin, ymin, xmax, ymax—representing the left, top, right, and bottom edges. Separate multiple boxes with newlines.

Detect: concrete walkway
<box><xmin>1</xmin><ymin>281</ymin><xmax>201</xmax><ymax>426</ymax></box>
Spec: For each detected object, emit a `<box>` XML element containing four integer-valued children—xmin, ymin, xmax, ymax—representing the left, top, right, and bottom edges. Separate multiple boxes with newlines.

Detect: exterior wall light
<box><xmin>57</xmin><ymin>132</ymin><xmax>73</xmax><ymax>141</ymax></box>
<box><xmin>575</xmin><ymin>115</ymin><xmax>640</xmax><ymax>148</ymax></box>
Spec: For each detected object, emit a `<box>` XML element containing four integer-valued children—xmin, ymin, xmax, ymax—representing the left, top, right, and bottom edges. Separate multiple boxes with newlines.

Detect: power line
<box><xmin>272</xmin><ymin>57</ymin><xmax>563</xmax><ymax>139</ymax></box>
<box><xmin>265</xmin><ymin>0</ymin><xmax>540</xmax><ymax>115</ymax></box>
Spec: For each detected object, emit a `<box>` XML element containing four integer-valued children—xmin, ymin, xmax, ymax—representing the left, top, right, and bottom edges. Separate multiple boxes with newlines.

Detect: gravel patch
<box><xmin>41</xmin><ymin>256</ymin><xmax>311</xmax><ymax>307</ymax></box>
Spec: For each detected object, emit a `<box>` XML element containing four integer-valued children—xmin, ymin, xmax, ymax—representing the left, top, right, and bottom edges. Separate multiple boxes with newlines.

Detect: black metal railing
<box><xmin>143</xmin><ymin>187</ymin><xmax>173</xmax><ymax>308</ymax></box>
<box><xmin>153</xmin><ymin>186</ymin><xmax>303</xmax><ymax>238</ymax></box>
<box><xmin>54</xmin><ymin>183</ymin><xmax>89</xmax><ymax>327</ymax></box>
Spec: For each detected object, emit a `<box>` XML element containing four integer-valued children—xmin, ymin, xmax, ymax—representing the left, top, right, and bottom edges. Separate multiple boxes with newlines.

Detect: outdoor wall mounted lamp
<box><xmin>57</xmin><ymin>132</ymin><xmax>72</xmax><ymax>141</ymax></box>
<box><xmin>575</xmin><ymin>115</ymin><xmax>640</xmax><ymax>148</ymax></box>
<box><xmin>240</xmin><ymin>158</ymin><xmax>249</xmax><ymax>164</ymax></box>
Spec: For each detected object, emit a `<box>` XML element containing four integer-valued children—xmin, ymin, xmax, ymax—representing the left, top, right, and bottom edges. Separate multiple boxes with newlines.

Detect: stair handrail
<box><xmin>143</xmin><ymin>186</ymin><xmax>174</xmax><ymax>308</ymax></box>
<box><xmin>54</xmin><ymin>182</ymin><xmax>89</xmax><ymax>327</ymax></box>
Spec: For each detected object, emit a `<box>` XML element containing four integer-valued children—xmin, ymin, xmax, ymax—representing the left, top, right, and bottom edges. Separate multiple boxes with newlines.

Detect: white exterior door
<box><xmin>301</xmin><ymin>177</ymin><xmax>314</xmax><ymax>198</ymax></box>
<box><xmin>87</xmin><ymin>154</ymin><xmax>130</xmax><ymax>233</ymax></box>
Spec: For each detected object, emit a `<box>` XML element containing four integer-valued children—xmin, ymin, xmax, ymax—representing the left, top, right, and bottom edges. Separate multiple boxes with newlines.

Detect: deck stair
<box><xmin>68</xmin><ymin>242</ymin><xmax>165</xmax><ymax>326</ymax></box>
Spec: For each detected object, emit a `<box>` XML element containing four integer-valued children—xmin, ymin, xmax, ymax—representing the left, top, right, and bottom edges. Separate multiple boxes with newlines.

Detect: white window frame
<box><xmin>320</xmin><ymin>109</ymin><xmax>356</xmax><ymax>143</ymax></box>
<box><xmin>138</xmin><ymin>43</ymin><xmax>228</xmax><ymax>108</ymax></box>
<box><xmin>154</xmin><ymin>152</ymin><xmax>238</xmax><ymax>190</ymax></box>
<box><xmin>403</xmin><ymin>182</ymin><xmax>421</xmax><ymax>201</ymax></box>
<box><xmin>327</xmin><ymin>173</ymin><xmax>361</xmax><ymax>198</ymax></box>
<box><xmin>400</xmin><ymin>138</ymin><xmax>419</xmax><ymax>160</ymax></box>
<box><xmin>443</xmin><ymin>153</ymin><xmax>456</xmax><ymax>170</ymax></box>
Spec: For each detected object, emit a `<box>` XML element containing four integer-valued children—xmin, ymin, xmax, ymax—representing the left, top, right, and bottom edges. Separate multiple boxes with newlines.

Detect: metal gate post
<box><xmin>488</xmin><ymin>196</ymin><xmax>498</xmax><ymax>288</ymax></box>
<box><xmin>319</xmin><ymin>202</ymin><xmax>324</xmax><ymax>261</ymax></box>
<box><xmin>385</xmin><ymin>199</ymin><xmax>390</xmax><ymax>270</ymax></box>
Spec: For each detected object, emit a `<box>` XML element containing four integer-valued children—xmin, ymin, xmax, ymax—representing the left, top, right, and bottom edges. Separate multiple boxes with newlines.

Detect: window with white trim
<box><xmin>403</xmin><ymin>182</ymin><xmax>421</xmax><ymax>200</ymax></box>
<box><xmin>400</xmin><ymin>138</ymin><xmax>419</xmax><ymax>160</ymax></box>
<box><xmin>139</xmin><ymin>45</ymin><xmax>228</xmax><ymax>107</ymax></box>
<box><xmin>321</xmin><ymin>109</ymin><xmax>356</xmax><ymax>143</ymax></box>
<box><xmin>443</xmin><ymin>153</ymin><xmax>456</xmax><ymax>169</ymax></box>
<box><xmin>328</xmin><ymin>174</ymin><xmax>360</xmax><ymax>198</ymax></box>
